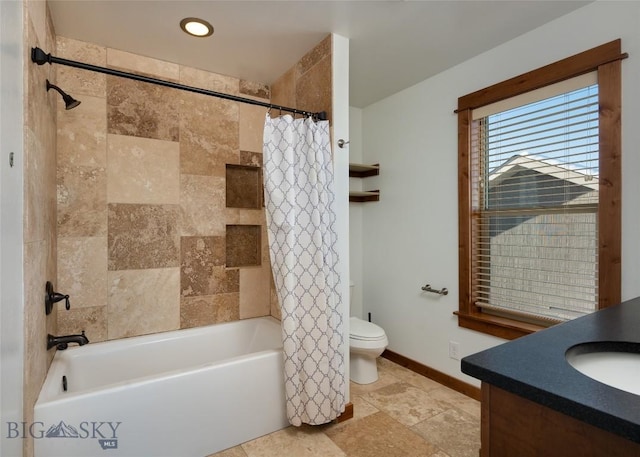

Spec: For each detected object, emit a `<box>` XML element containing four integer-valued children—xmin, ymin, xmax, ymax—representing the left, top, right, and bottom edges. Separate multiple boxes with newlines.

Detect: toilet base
<box><xmin>350</xmin><ymin>353</ymin><xmax>380</xmax><ymax>384</ymax></box>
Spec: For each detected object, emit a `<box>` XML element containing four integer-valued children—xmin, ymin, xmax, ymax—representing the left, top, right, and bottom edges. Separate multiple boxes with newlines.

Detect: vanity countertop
<box><xmin>461</xmin><ymin>296</ymin><xmax>640</xmax><ymax>443</ymax></box>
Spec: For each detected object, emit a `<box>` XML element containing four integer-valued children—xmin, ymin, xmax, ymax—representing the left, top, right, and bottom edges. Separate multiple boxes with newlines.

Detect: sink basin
<box><xmin>566</xmin><ymin>342</ymin><xmax>640</xmax><ymax>395</ymax></box>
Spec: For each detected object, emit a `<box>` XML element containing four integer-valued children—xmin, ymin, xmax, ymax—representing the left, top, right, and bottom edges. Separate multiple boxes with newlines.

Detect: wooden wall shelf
<box><xmin>349</xmin><ymin>190</ymin><xmax>380</xmax><ymax>203</ymax></box>
<box><xmin>349</xmin><ymin>163</ymin><xmax>380</xmax><ymax>178</ymax></box>
<box><xmin>349</xmin><ymin>163</ymin><xmax>380</xmax><ymax>202</ymax></box>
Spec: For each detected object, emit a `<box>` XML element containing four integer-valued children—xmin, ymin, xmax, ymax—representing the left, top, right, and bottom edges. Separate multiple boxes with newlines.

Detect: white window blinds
<box><xmin>470</xmin><ymin>75</ymin><xmax>599</xmax><ymax>323</ymax></box>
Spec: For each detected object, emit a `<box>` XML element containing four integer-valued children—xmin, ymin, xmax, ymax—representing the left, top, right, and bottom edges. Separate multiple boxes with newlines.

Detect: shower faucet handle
<box><xmin>45</xmin><ymin>281</ymin><xmax>70</xmax><ymax>315</ymax></box>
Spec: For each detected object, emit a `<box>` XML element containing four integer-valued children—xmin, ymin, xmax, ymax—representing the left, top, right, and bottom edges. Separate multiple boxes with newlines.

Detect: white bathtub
<box><xmin>34</xmin><ymin>317</ymin><xmax>288</xmax><ymax>457</ymax></box>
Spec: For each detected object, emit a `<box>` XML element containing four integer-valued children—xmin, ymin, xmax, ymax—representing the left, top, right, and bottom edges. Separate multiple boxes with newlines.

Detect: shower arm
<box><xmin>31</xmin><ymin>47</ymin><xmax>327</xmax><ymax>121</ymax></box>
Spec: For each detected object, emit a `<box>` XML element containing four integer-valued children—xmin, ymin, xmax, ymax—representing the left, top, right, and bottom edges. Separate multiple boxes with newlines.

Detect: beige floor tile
<box><xmin>349</xmin><ymin>368</ymin><xmax>399</xmax><ymax>397</ymax></box>
<box><xmin>349</xmin><ymin>395</ymin><xmax>380</xmax><ymax>420</ymax></box>
<box><xmin>324</xmin><ymin>395</ymin><xmax>380</xmax><ymax>434</ymax></box>
<box><xmin>211</xmin><ymin>359</ymin><xmax>480</xmax><ymax>457</ymax></box>
<box><xmin>428</xmin><ymin>386</ymin><xmax>481</xmax><ymax>420</ymax></box>
<box><xmin>326</xmin><ymin>412</ymin><xmax>441</xmax><ymax>457</ymax></box>
<box><xmin>207</xmin><ymin>446</ymin><xmax>248</xmax><ymax>457</ymax></box>
<box><xmin>362</xmin><ymin>381</ymin><xmax>451</xmax><ymax>427</ymax></box>
<box><xmin>241</xmin><ymin>425</ymin><xmax>346</xmax><ymax>457</ymax></box>
<box><xmin>377</xmin><ymin>358</ymin><xmax>444</xmax><ymax>392</ymax></box>
<box><xmin>412</xmin><ymin>408</ymin><xmax>481</xmax><ymax>457</ymax></box>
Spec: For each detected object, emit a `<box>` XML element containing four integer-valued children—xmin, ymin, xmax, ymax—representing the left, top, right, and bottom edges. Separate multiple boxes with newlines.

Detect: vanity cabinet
<box><xmin>462</xmin><ymin>298</ymin><xmax>640</xmax><ymax>457</ymax></box>
<box><xmin>481</xmin><ymin>383</ymin><xmax>640</xmax><ymax>457</ymax></box>
<box><xmin>349</xmin><ymin>163</ymin><xmax>379</xmax><ymax>202</ymax></box>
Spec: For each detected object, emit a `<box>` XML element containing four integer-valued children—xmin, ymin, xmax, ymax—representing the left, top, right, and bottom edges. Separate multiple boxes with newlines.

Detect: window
<box><xmin>456</xmin><ymin>40</ymin><xmax>625</xmax><ymax>340</ymax></box>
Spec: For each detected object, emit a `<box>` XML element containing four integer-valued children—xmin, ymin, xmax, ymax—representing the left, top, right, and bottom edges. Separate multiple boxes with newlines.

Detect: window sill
<box><xmin>455</xmin><ymin>310</ymin><xmax>546</xmax><ymax>340</ymax></box>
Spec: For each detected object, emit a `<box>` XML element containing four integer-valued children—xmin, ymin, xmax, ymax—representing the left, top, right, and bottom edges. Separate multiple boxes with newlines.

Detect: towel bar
<box><xmin>421</xmin><ymin>284</ymin><xmax>448</xmax><ymax>296</ymax></box>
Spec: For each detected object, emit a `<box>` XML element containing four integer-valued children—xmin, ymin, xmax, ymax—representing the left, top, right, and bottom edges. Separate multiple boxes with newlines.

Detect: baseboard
<box><xmin>334</xmin><ymin>402</ymin><xmax>354</xmax><ymax>423</ymax></box>
<box><xmin>382</xmin><ymin>350</ymin><xmax>481</xmax><ymax>401</ymax></box>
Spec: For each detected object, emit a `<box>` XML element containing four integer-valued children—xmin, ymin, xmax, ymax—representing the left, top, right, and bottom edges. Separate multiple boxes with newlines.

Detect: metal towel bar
<box><xmin>421</xmin><ymin>284</ymin><xmax>448</xmax><ymax>296</ymax></box>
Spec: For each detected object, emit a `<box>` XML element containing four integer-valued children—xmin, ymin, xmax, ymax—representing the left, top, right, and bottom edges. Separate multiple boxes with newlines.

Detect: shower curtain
<box><xmin>262</xmin><ymin>114</ymin><xmax>346</xmax><ymax>426</ymax></box>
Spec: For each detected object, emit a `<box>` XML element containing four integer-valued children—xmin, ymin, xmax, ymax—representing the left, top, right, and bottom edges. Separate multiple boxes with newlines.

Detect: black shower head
<box><xmin>46</xmin><ymin>79</ymin><xmax>81</xmax><ymax>110</ymax></box>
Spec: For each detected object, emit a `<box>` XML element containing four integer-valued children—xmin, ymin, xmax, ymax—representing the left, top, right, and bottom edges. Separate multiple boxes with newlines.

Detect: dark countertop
<box><xmin>461</xmin><ymin>297</ymin><xmax>640</xmax><ymax>443</ymax></box>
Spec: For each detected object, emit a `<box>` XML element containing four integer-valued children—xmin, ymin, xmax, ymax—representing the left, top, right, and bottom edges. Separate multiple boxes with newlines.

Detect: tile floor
<box><xmin>209</xmin><ymin>357</ymin><xmax>481</xmax><ymax>457</ymax></box>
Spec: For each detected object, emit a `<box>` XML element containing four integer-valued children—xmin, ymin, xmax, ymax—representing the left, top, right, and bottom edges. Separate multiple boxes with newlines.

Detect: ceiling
<box><xmin>48</xmin><ymin>1</ymin><xmax>591</xmax><ymax>108</ymax></box>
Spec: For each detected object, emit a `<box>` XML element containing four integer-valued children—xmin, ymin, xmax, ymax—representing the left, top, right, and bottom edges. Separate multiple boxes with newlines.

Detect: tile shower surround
<box><xmin>56</xmin><ymin>34</ymin><xmax>332</xmax><ymax>342</ymax></box>
<box><xmin>24</xmin><ymin>3</ymin><xmax>59</xmax><ymax>457</ymax></box>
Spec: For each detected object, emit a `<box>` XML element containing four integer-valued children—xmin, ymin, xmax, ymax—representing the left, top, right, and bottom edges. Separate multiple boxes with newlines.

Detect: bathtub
<box><xmin>34</xmin><ymin>317</ymin><xmax>288</xmax><ymax>457</ymax></box>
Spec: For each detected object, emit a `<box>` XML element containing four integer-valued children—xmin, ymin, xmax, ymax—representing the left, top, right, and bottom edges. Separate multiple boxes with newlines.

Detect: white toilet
<box><xmin>349</xmin><ymin>283</ymin><xmax>388</xmax><ymax>384</ymax></box>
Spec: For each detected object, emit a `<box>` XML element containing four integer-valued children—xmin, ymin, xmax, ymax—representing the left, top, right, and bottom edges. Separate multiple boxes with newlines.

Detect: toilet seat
<box><xmin>349</xmin><ymin>317</ymin><xmax>386</xmax><ymax>341</ymax></box>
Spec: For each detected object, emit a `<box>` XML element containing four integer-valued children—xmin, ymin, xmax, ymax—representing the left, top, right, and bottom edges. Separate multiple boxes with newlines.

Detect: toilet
<box><xmin>349</xmin><ymin>283</ymin><xmax>388</xmax><ymax>384</ymax></box>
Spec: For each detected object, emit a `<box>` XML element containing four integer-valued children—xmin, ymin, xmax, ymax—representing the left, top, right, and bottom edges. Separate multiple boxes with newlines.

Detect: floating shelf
<box><xmin>349</xmin><ymin>163</ymin><xmax>380</xmax><ymax>202</ymax></box>
<box><xmin>349</xmin><ymin>190</ymin><xmax>380</xmax><ymax>203</ymax></box>
<box><xmin>349</xmin><ymin>163</ymin><xmax>380</xmax><ymax>178</ymax></box>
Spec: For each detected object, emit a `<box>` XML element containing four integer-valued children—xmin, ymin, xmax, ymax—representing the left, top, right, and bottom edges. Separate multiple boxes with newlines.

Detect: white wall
<box><xmin>0</xmin><ymin>1</ymin><xmax>25</xmax><ymax>455</ymax></box>
<box><xmin>358</xmin><ymin>0</ymin><xmax>640</xmax><ymax>385</ymax></box>
<box><xmin>348</xmin><ymin>107</ymin><xmax>364</xmax><ymax>319</ymax></box>
<box><xmin>331</xmin><ymin>33</ymin><xmax>351</xmax><ymax>400</ymax></box>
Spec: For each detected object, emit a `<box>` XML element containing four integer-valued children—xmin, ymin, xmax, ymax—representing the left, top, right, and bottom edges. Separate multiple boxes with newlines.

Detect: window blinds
<box><xmin>470</xmin><ymin>77</ymin><xmax>599</xmax><ymax>323</ymax></box>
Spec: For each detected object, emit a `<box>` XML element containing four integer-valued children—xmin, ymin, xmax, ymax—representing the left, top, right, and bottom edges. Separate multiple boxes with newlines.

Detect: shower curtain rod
<box><xmin>31</xmin><ymin>47</ymin><xmax>327</xmax><ymax>121</ymax></box>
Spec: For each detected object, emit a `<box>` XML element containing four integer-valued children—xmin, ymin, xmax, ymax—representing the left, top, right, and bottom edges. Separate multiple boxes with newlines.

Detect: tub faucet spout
<box><xmin>47</xmin><ymin>331</ymin><xmax>89</xmax><ymax>350</ymax></box>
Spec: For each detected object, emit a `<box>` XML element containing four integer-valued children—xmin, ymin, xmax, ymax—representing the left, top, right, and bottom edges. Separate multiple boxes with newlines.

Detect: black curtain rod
<box><xmin>31</xmin><ymin>47</ymin><xmax>327</xmax><ymax>121</ymax></box>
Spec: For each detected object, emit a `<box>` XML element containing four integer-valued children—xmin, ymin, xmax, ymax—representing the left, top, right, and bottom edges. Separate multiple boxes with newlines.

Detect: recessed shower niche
<box><xmin>226</xmin><ymin>164</ymin><xmax>262</xmax><ymax>209</ymax></box>
<box><xmin>225</xmin><ymin>225</ymin><xmax>261</xmax><ymax>268</ymax></box>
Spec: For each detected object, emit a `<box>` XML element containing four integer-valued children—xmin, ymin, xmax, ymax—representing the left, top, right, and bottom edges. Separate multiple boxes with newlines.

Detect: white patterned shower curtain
<box><xmin>262</xmin><ymin>114</ymin><xmax>346</xmax><ymax>426</ymax></box>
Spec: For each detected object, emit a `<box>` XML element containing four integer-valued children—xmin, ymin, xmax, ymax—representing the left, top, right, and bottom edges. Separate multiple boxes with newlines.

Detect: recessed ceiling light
<box><xmin>180</xmin><ymin>17</ymin><xmax>214</xmax><ymax>37</ymax></box>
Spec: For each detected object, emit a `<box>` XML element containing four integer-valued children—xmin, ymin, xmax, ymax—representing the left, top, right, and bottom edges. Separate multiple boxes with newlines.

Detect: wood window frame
<box><xmin>456</xmin><ymin>40</ymin><xmax>626</xmax><ymax>340</ymax></box>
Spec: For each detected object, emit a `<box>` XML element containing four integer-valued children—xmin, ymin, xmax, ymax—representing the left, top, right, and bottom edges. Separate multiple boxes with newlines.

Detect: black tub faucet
<box><xmin>47</xmin><ymin>331</ymin><xmax>89</xmax><ymax>350</ymax></box>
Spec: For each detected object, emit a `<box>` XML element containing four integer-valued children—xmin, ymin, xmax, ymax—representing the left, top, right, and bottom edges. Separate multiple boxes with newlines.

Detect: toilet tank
<box><xmin>349</xmin><ymin>280</ymin><xmax>363</xmax><ymax>319</ymax></box>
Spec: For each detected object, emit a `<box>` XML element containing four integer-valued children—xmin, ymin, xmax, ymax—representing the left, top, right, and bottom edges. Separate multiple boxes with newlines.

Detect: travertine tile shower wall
<box><xmin>24</xmin><ymin>3</ymin><xmax>58</xmax><ymax>456</ymax></box>
<box><xmin>55</xmin><ymin>37</ymin><xmax>274</xmax><ymax>342</ymax></box>
<box><xmin>271</xmin><ymin>35</ymin><xmax>333</xmax><ymax>123</ymax></box>
<box><xmin>266</xmin><ymin>34</ymin><xmax>333</xmax><ymax>318</ymax></box>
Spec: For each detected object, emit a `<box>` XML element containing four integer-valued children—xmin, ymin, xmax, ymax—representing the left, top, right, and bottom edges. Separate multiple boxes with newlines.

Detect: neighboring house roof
<box><xmin>485</xmin><ymin>153</ymin><xmax>598</xmax><ymax>210</ymax></box>
<box><xmin>488</xmin><ymin>153</ymin><xmax>598</xmax><ymax>192</ymax></box>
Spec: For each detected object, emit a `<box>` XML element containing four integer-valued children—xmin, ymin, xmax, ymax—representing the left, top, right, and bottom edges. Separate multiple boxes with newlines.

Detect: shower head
<box><xmin>46</xmin><ymin>79</ymin><xmax>81</xmax><ymax>110</ymax></box>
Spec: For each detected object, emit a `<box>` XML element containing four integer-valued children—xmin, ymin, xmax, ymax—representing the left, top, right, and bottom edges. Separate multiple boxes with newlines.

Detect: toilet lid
<box><xmin>350</xmin><ymin>317</ymin><xmax>386</xmax><ymax>340</ymax></box>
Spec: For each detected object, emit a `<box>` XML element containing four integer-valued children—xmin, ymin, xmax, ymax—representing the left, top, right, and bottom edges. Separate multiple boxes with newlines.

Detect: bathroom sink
<box><xmin>566</xmin><ymin>342</ymin><xmax>640</xmax><ymax>396</ymax></box>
